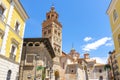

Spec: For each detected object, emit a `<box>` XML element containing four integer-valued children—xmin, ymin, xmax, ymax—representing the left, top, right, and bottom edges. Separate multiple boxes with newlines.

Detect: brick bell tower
<box><xmin>42</xmin><ymin>6</ymin><xmax>62</xmax><ymax>57</ymax></box>
<box><xmin>42</xmin><ymin>6</ymin><xmax>62</xmax><ymax>80</ymax></box>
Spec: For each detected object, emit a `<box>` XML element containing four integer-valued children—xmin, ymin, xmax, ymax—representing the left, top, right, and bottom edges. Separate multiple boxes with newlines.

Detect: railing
<box><xmin>9</xmin><ymin>53</ymin><xmax>16</xmax><ymax>61</ymax></box>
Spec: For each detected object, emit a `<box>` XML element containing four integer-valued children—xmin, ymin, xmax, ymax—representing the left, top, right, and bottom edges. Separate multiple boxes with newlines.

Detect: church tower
<box><xmin>42</xmin><ymin>6</ymin><xmax>62</xmax><ymax>57</ymax></box>
<box><xmin>42</xmin><ymin>6</ymin><xmax>63</xmax><ymax>80</ymax></box>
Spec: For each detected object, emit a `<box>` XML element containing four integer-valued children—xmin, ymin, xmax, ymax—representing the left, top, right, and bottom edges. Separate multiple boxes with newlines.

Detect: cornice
<box><xmin>13</xmin><ymin>0</ymin><xmax>29</xmax><ymax>21</ymax></box>
<box><xmin>107</xmin><ymin>0</ymin><xmax>118</xmax><ymax>15</ymax></box>
<box><xmin>0</xmin><ymin>54</ymin><xmax>19</xmax><ymax>65</ymax></box>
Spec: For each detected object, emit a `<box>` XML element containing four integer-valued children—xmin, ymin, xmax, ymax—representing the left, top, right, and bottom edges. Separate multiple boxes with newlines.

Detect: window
<box><xmin>88</xmin><ymin>70</ymin><xmax>89</xmax><ymax>72</ymax></box>
<box><xmin>0</xmin><ymin>5</ymin><xmax>5</xmax><ymax>20</ymax></box>
<box><xmin>15</xmin><ymin>22</ymin><xmax>20</xmax><ymax>33</ymax></box>
<box><xmin>54</xmin><ymin>30</ymin><xmax>57</xmax><ymax>34</ymax></box>
<box><xmin>113</xmin><ymin>9</ymin><xmax>118</xmax><ymax>21</ymax></box>
<box><xmin>118</xmin><ymin>34</ymin><xmax>120</xmax><ymax>47</ymax></box>
<box><xmin>58</xmin><ymin>32</ymin><xmax>60</xmax><ymax>36</ymax></box>
<box><xmin>44</xmin><ymin>31</ymin><xmax>47</xmax><ymax>35</ymax></box>
<box><xmin>0</xmin><ymin>29</ymin><xmax>4</xmax><ymax>39</ymax></box>
<box><xmin>47</xmin><ymin>15</ymin><xmax>50</xmax><ymax>19</ymax></box>
<box><xmin>27</xmin><ymin>55</ymin><xmax>33</xmax><ymax>63</ymax></box>
<box><xmin>99</xmin><ymin>69</ymin><xmax>102</xmax><ymax>73</ymax></box>
<box><xmin>52</xmin><ymin>14</ymin><xmax>54</xmax><ymax>17</ymax></box>
<box><xmin>10</xmin><ymin>45</ymin><xmax>16</xmax><ymax>60</ymax></box>
<box><xmin>0</xmin><ymin>31</ymin><xmax>4</xmax><ymax>51</ymax></box>
<box><xmin>63</xmin><ymin>63</ymin><xmax>65</xmax><ymax>69</ymax></box>
<box><xmin>6</xmin><ymin>70</ymin><xmax>12</xmax><ymax>80</ymax></box>
<box><xmin>0</xmin><ymin>32</ymin><xmax>2</xmax><ymax>38</ymax></box>
<box><xmin>49</xmin><ymin>36</ymin><xmax>51</xmax><ymax>40</ymax></box>
<box><xmin>23</xmin><ymin>43</ymin><xmax>26</xmax><ymax>46</ymax></box>
<box><xmin>71</xmin><ymin>70</ymin><xmax>74</xmax><ymax>73</ymax></box>
<box><xmin>58</xmin><ymin>48</ymin><xmax>60</xmax><ymax>53</ymax></box>
<box><xmin>99</xmin><ymin>76</ymin><xmax>103</xmax><ymax>80</ymax></box>
<box><xmin>35</xmin><ymin>43</ymin><xmax>40</xmax><ymax>46</ymax></box>
<box><xmin>56</xmin><ymin>16</ymin><xmax>58</xmax><ymax>19</ymax></box>
<box><xmin>28</xmin><ymin>43</ymin><xmax>33</xmax><ymax>46</ymax></box>
<box><xmin>48</xmin><ymin>29</ymin><xmax>51</xmax><ymax>34</ymax></box>
<box><xmin>0</xmin><ymin>5</ymin><xmax>5</xmax><ymax>15</ymax></box>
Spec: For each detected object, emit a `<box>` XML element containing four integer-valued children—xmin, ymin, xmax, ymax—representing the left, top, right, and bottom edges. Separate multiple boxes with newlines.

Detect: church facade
<box><xmin>42</xmin><ymin>6</ymin><xmax>63</xmax><ymax>80</ymax></box>
<box><xmin>19</xmin><ymin>6</ymin><xmax>107</xmax><ymax>80</ymax></box>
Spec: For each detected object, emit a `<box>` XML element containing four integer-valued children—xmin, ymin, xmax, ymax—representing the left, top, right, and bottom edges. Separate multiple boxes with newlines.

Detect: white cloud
<box><xmin>82</xmin><ymin>37</ymin><xmax>112</xmax><ymax>51</ymax></box>
<box><xmin>105</xmin><ymin>41</ymin><xmax>113</xmax><ymax>46</ymax></box>
<box><xmin>84</xmin><ymin>37</ymin><xmax>92</xmax><ymax>42</ymax></box>
<box><xmin>92</xmin><ymin>57</ymin><xmax>107</xmax><ymax>64</ymax></box>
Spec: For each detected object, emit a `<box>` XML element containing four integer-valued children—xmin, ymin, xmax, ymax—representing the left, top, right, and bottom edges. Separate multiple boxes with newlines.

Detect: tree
<box><xmin>104</xmin><ymin>64</ymin><xmax>111</xmax><ymax>71</ymax></box>
<box><xmin>36</xmin><ymin>66</ymin><xmax>45</xmax><ymax>80</ymax></box>
<box><xmin>104</xmin><ymin>64</ymin><xmax>111</xmax><ymax>80</ymax></box>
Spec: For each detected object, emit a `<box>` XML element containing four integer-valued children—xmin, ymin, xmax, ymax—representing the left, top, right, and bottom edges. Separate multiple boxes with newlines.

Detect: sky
<box><xmin>20</xmin><ymin>0</ymin><xmax>114</xmax><ymax>64</ymax></box>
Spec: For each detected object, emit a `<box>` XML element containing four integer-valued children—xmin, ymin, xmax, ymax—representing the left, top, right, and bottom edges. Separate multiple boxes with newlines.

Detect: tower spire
<box><xmin>71</xmin><ymin>43</ymin><xmax>75</xmax><ymax>50</ymax></box>
<box><xmin>51</xmin><ymin>2</ymin><xmax>55</xmax><ymax>11</ymax></box>
<box><xmin>52</xmin><ymin>2</ymin><xmax>54</xmax><ymax>7</ymax></box>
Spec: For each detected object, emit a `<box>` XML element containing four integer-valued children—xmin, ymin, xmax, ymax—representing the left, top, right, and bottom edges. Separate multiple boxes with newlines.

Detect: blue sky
<box><xmin>20</xmin><ymin>0</ymin><xmax>114</xmax><ymax>63</ymax></box>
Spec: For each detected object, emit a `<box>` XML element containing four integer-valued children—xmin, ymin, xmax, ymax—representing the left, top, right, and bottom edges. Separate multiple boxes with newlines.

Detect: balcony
<box><xmin>9</xmin><ymin>53</ymin><xmax>16</xmax><ymax>61</ymax></box>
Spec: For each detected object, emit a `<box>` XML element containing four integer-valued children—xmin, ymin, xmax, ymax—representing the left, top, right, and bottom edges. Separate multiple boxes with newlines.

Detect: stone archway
<box><xmin>54</xmin><ymin>71</ymin><xmax>59</xmax><ymax>80</ymax></box>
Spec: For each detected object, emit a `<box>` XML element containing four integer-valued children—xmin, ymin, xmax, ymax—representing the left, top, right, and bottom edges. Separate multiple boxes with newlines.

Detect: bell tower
<box><xmin>42</xmin><ymin>6</ymin><xmax>62</xmax><ymax>57</ymax></box>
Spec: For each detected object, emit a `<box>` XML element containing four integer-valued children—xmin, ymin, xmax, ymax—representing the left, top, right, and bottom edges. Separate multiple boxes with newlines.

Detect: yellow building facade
<box><xmin>107</xmin><ymin>0</ymin><xmax>120</xmax><ymax>79</ymax></box>
<box><xmin>0</xmin><ymin>0</ymin><xmax>28</xmax><ymax>80</ymax></box>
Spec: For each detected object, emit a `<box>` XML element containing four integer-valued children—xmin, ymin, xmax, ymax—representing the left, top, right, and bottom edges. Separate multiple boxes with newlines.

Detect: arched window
<box><xmin>6</xmin><ymin>70</ymin><xmax>12</xmax><ymax>80</ymax></box>
<box><xmin>51</xmin><ymin>14</ymin><xmax>54</xmax><ymax>18</ymax></box>
<box><xmin>118</xmin><ymin>34</ymin><xmax>120</xmax><ymax>47</ymax></box>
<box><xmin>99</xmin><ymin>69</ymin><xmax>102</xmax><ymax>73</ymax></box>
<box><xmin>28</xmin><ymin>43</ymin><xmax>33</xmax><ymax>46</ymax></box>
<box><xmin>99</xmin><ymin>76</ymin><xmax>103</xmax><ymax>80</ymax></box>
<box><xmin>35</xmin><ymin>43</ymin><xmax>40</xmax><ymax>46</ymax></box>
<box><xmin>47</xmin><ymin>15</ymin><xmax>50</xmax><ymax>19</ymax></box>
<box><xmin>113</xmin><ymin>9</ymin><xmax>118</xmax><ymax>21</ymax></box>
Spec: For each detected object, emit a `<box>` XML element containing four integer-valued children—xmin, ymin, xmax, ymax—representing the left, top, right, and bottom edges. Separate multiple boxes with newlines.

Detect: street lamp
<box><xmin>34</xmin><ymin>54</ymin><xmax>40</xmax><ymax>80</ymax></box>
<box><xmin>109</xmin><ymin>51</ymin><xmax>115</xmax><ymax>80</ymax></box>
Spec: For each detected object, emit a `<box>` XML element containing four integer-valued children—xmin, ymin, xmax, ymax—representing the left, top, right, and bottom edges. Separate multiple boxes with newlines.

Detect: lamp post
<box><xmin>34</xmin><ymin>54</ymin><xmax>40</xmax><ymax>80</ymax></box>
<box><xmin>109</xmin><ymin>51</ymin><xmax>115</xmax><ymax>80</ymax></box>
